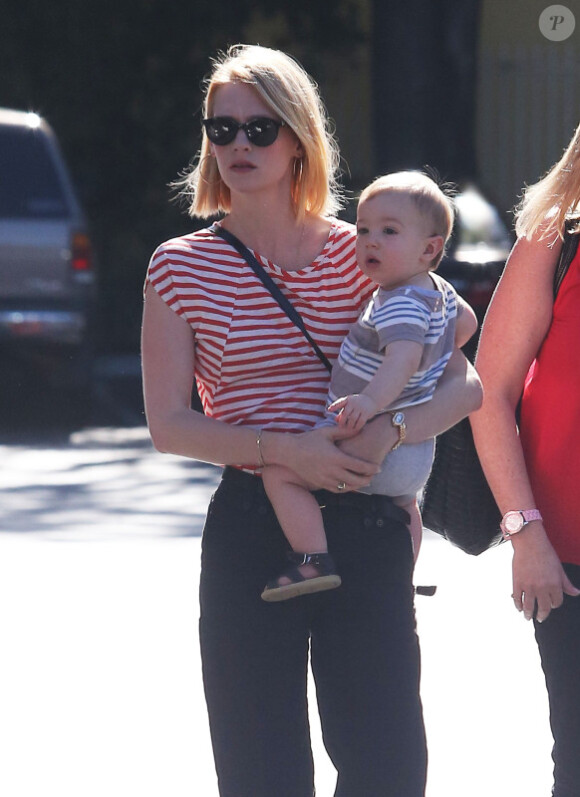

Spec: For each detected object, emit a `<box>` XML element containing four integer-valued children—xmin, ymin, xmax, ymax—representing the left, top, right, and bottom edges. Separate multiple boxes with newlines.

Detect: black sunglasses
<box><xmin>202</xmin><ymin>116</ymin><xmax>286</xmax><ymax>147</ymax></box>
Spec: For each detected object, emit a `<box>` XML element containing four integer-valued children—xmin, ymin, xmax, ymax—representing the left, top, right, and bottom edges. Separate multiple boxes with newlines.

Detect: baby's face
<box><xmin>356</xmin><ymin>192</ymin><xmax>435</xmax><ymax>289</ymax></box>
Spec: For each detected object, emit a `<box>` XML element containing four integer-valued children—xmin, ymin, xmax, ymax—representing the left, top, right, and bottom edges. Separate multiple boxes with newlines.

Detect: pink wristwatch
<box><xmin>500</xmin><ymin>509</ymin><xmax>543</xmax><ymax>540</ymax></box>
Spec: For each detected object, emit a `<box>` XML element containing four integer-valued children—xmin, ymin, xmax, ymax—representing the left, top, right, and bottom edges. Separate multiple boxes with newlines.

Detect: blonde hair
<box><xmin>359</xmin><ymin>171</ymin><xmax>455</xmax><ymax>269</ymax></box>
<box><xmin>514</xmin><ymin>119</ymin><xmax>580</xmax><ymax>241</ymax></box>
<box><xmin>177</xmin><ymin>44</ymin><xmax>343</xmax><ymax>220</ymax></box>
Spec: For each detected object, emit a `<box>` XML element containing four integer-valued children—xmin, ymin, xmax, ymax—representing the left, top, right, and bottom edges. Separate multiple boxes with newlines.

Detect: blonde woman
<box><xmin>472</xmin><ymin>121</ymin><xmax>580</xmax><ymax>797</ymax></box>
<box><xmin>142</xmin><ymin>44</ymin><xmax>481</xmax><ymax>796</ymax></box>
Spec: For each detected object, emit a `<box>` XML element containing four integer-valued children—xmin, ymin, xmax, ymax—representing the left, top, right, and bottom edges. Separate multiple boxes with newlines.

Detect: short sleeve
<box><xmin>372</xmin><ymin>289</ymin><xmax>437</xmax><ymax>350</ymax></box>
<box><xmin>144</xmin><ymin>241</ymin><xmax>187</xmax><ymax>316</ymax></box>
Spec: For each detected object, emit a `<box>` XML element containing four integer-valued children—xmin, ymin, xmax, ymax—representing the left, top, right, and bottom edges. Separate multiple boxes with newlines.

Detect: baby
<box><xmin>261</xmin><ymin>171</ymin><xmax>477</xmax><ymax>601</ymax></box>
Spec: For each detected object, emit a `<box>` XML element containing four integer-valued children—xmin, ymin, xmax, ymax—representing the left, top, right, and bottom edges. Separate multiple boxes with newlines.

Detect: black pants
<box><xmin>199</xmin><ymin>467</ymin><xmax>427</xmax><ymax>797</ymax></box>
<box><xmin>534</xmin><ymin>563</ymin><xmax>580</xmax><ymax>797</ymax></box>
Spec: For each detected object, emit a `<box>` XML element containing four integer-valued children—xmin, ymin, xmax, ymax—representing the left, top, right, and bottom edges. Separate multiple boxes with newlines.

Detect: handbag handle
<box><xmin>212</xmin><ymin>224</ymin><xmax>333</xmax><ymax>373</ymax></box>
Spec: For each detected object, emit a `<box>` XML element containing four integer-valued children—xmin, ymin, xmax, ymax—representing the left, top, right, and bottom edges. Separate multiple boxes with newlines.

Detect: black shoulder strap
<box><xmin>553</xmin><ymin>219</ymin><xmax>580</xmax><ymax>297</ymax></box>
<box><xmin>212</xmin><ymin>224</ymin><xmax>333</xmax><ymax>373</ymax></box>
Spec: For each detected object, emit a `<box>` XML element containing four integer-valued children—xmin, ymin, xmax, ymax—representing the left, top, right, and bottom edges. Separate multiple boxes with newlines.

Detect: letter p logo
<box><xmin>539</xmin><ymin>5</ymin><xmax>576</xmax><ymax>40</ymax></box>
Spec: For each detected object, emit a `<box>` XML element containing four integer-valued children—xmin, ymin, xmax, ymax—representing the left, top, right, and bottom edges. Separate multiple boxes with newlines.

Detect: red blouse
<box><xmin>520</xmin><ymin>239</ymin><xmax>580</xmax><ymax>565</ymax></box>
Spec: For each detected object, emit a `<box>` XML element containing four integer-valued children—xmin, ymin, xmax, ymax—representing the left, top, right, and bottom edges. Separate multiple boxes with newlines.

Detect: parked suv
<box><xmin>0</xmin><ymin>109</ymin><xmax>97</xmax><ymax>406</ymax></box>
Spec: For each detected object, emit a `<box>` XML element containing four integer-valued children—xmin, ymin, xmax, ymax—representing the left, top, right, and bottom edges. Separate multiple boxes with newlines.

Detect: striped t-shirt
<box><xmin>146</xmin><ymin>219</ymin><xmax>373</xmax><ymax>433</ymax></box>
<box><xmin>328</xmin><ymin>273</ymin><xmax>458</xmax><ymax>410</ymax></box>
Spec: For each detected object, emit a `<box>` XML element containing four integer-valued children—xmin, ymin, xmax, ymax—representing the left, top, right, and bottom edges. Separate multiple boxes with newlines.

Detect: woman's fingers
<box><xmin>511</xmin><ymin>534</ymin><xmax>577</xmax><ymax>622</ymax></box>
<box><xmin>513</xmin><ymin>586</ymin><xmax>554</xmax><ymax>622</ymax></box>
<box><xmin>533</xmin><ymin>591</ymin><xmax>556</xmax><ymax>623</ymax></box>
<box><xmin>563</xmin><ymin>574</ymin><xmax>580</xmax><ymax>597</ymax></box>
<box><xmin>514</xmin><ymin>574</ymin><xmax>580</xmax><ymax>623</ymax></box>
<box><xmin>293</xmin><ymin>427</ymin><xmax>379</xmax><ymax>491</ymax></box>
<box><xmin>512</xmin><ymin>588</ymin><xmax>524</xmax><ymax>614</ymax></box>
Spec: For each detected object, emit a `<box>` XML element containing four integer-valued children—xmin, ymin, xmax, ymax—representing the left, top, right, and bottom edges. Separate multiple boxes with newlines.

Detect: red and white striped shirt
<box><xmin>146</xmin><ymin>219</ymin><xmax>373</xmax><ymax>433</ymax></box>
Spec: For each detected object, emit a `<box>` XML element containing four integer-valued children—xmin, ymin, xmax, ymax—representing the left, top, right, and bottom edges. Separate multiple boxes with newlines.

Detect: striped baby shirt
<box><xmin>328</xmin><ymin>272</ymin><xmax>458</xmax><ymax>410</ymax></box>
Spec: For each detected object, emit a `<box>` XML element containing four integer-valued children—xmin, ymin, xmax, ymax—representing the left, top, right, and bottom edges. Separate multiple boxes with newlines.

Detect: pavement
<box><xmin>0</xmin><ymin>423</ymin><xmax>555</xmax><ymax>797</ymax></box>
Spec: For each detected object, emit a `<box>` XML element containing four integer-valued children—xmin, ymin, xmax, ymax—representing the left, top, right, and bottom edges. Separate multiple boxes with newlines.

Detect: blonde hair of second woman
<box><xmin>360</xmin><ymin>171</ymin><xmax>455</xmax><ymax>268</ymax></box>
<box><xmin>515</xmin><ymin>118</ymin><xmax>580</xmax><ymax>241</ymax></box>
<box><xmin>178</xmin><ymin>44</ymin><xmax>343</xmax><ymax>221</ymax></box>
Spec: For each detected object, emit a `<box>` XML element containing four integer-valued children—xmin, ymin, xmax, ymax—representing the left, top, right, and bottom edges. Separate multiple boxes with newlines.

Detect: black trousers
<box><xmin>199</xmin><ymin>467</ymin><xmax>427</xmax><ymax>797</ymax></box>
<box><xmin>534</xmin><ymin>563</ymin><xmax>580</xmax><ymax>797</ymax></box>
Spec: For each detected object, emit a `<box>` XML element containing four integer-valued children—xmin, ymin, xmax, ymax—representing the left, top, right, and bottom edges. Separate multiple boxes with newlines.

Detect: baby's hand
<box><xmin>327</xmin><ymin>394</ymin><xmax>378</xmax><ymax>432</ymax></box>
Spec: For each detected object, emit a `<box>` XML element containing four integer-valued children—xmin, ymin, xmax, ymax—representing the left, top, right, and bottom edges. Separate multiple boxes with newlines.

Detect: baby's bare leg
<box><xmin>393</xmin><ymin>496</ymin><xmax>422</xmax><ymax>563</ymax></box>
<box><xmin>261</xmin><ymin>466</ymin><xmax>341</xmax><ymax>597</ymax></box>
<box><xmin>262</xmin><ymin>465</ymin><xmax>328</xmax><ymax>554</ymax></box>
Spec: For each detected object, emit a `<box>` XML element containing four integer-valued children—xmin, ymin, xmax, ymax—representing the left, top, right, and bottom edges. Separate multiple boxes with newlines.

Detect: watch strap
<box><xmin>520</xmin><ymin>509</ymin><xmax>543</xmax><ymax>524</ymax></box>
<box><xmin>500</xmin><ymin>509</ymin><xmax>543</xmax><ymax>540</ymax></box>
<box><xmin>389</xmin><ymin>411</ymin><xmax>406</xmax><ymax>452</ymax></box>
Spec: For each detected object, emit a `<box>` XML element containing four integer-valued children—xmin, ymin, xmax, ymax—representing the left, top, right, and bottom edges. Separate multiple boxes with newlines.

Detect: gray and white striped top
<box><xmin>327</xmin><ymin>272</ymin><xmax>459</xmax><ymax>412</ymax></box>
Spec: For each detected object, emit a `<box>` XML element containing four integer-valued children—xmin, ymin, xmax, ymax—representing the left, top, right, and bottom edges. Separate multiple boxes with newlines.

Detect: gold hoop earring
<box><xmin>199</xmin><ymin>154</ymin><xmax>221</xmax><ymax>186</ymax></box>
<box><xmin>293</xmin><ymin>157</ymin><xmax>304</xmax><ymax>183</ymax></box>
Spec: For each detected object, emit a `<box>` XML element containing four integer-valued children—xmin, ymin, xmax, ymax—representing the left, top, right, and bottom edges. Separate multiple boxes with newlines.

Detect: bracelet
<box><xmin>256</xmin><ymin>429</ymin><xmax>266</xmax><ymax>468</ymax></box>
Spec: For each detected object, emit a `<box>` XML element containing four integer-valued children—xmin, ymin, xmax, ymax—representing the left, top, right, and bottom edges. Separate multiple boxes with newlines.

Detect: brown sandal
<box><xmin>261</xmin><ymin>552</ymin><xmax>342</xmax><ymax>602</ymax></box>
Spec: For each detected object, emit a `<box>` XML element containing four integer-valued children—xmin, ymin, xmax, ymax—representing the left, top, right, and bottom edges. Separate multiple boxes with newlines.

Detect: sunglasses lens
<box><xmin>203</xmin><ymin>118</ymin><xmax>237</xmax><ymax>145</ymax></box>
<box><xmin>246</xmin><ymin>119</ymin><xmax>280</xmax><ymax>147</ymax></box>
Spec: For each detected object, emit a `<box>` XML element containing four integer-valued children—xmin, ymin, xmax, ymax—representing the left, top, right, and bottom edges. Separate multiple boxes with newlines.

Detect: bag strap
<box><xmin>212</xmin><ymin>224</ymin><xmax>333</xmax><ymax>373</ymax></box>
<box><xmin>553</xmin><ymin>218</ymin><xmax>580</xmax><ymax>297</ymax></box>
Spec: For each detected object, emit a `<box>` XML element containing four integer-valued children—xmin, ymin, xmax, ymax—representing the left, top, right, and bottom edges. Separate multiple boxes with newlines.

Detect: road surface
<box><xmin>0</xmin><ymin>425</ymin><xmax>554</xmax><ymax>796</ymax></box>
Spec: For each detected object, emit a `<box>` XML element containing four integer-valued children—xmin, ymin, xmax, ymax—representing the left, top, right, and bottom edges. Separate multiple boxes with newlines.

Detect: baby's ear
<box><xmin>422</xmin><ymin>234</ymin><xmax>444</xmax><ymax>261</ymax></box>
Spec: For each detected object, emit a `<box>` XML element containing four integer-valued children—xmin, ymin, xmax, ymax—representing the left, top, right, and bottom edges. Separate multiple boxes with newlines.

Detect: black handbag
<box><xmin>421</xmin><ymin>223</ymin><xmax>580</xmax><ymax>555</ymax></box>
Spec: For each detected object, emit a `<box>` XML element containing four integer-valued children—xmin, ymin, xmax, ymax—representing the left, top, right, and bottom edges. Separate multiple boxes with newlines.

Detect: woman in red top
<box><xmin>472</xmin><ymin>121</ymin><xmax>580</xmax><ymax>797</ymax></box>
<box><xmin>142</xmin><ymin>44</ymin><xmax>481</xmax><ymax>796</ymax></box>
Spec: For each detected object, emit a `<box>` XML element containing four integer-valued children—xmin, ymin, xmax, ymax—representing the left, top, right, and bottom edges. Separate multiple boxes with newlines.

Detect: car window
<box><xmin>0</xmin><ymin>126</ymin><xmax>69</xmax><ymax>219</ymax></box>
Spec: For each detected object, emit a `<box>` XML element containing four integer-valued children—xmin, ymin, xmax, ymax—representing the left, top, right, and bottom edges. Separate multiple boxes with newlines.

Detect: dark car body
<box><xmin>438</xmin><ymin>185</ymin><xmax>513</xmax><ymax>359</ymax></box>
<box><xmin>441</xmin><ymin>185</ymin><xmax>512</xmax><ymax>319</ymax></box>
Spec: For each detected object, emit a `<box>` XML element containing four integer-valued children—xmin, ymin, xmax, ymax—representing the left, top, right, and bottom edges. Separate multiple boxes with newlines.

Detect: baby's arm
<box><xmin>455</xmin><ymin>296</ymin><xmax>478</xmax><ymax>349</ymax></box>
<box><xmin>328</xmin><ymin>339</ymin><xmax>423</xmax><ymax>432</ymax></box>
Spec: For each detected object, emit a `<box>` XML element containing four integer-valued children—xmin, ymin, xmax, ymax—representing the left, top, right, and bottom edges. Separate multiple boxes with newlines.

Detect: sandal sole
<box><xmin>261</xmin><ymin>575</ymin><xmax>342</xmax><ymax>603</ymax></box>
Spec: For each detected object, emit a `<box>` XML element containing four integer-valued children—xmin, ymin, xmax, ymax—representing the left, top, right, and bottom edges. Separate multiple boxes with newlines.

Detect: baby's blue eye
<box><xmin>383</xmin><ymin>227</ymin><xmax>397</xmax><ymax>235</ymax></box>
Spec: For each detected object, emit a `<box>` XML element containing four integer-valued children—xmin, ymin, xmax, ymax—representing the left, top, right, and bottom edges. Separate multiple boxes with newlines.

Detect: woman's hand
<box><xmin>511</xmin><ymin>524</ymin><xmax>580</xmax><ymax>622</ymax></box>
<box><xmin>280</xmin><ymin>425</ymin><xmax>380</xmax><ymax>493</ymax></box>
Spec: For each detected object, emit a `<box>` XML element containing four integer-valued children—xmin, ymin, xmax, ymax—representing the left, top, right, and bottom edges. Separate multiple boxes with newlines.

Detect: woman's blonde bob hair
<box><xmin>177</xmin><ymin>44</ymin><xmax>343</xmax><ymax>220</ymax></box>
<box><xmin>514</xmin><ymin>119</ymin><xmax>580</xmax><ymax>240</ymax></box>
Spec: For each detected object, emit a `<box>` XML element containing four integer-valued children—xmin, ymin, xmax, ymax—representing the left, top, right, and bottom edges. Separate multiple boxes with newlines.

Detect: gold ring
<box><xmin>337</xmin><ymin>482</ymin><xmax>346</xmax><ymax>491</ymax></box>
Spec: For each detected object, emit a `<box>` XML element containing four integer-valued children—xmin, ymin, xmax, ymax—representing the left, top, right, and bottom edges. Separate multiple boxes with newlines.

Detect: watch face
<box><xmin>392</xmin><ymin>411</ymin><xmax>405</xmax><ymax>426</ymax></box>
<box><xmin>504</xmin><ymin>512</ymin><xmax>523</xmax><ymax>533</ymax></box>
